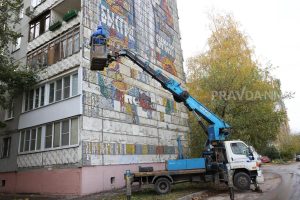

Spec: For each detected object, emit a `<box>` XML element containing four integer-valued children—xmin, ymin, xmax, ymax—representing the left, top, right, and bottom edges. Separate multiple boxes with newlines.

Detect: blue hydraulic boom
<box><xmin>90</xmin><ymin>26</ymin><xmax>231</xmax><ymax>147</ymax></box>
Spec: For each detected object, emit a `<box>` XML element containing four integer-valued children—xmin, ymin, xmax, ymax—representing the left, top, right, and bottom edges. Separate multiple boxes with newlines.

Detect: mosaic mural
<box><xmin>82</xmin><ymin>66</ymin><xmax>178</xmax><ymax>125</ymax></box>
<box><xmin>82</xmin><ymin>141</ymin><xmax>175</xmax><ymax>156</ymax></box>
<box><xmin>81</xmin><ymin>0</ymin><xmax>187</xmax><ymax>162</ymax></box>
<box><xmin>83</xmin><ymin>0</ymin><xmax>181</xmax><ymax>76</ymax></box>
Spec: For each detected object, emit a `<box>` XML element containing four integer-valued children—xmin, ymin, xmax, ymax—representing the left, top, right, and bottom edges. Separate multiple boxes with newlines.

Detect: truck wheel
<box><xmin>154</xmin><ymin>177</ymin><xmax>171</xmax><ymax>194</ymax></box>
<box><xmin>233</xmin><ymin>172</ymin><xmax>251</xmax><ymax>191</ymax></box>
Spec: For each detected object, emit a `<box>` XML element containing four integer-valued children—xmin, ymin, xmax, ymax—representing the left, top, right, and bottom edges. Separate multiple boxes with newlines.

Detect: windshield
<box><xmin>230</xmin><ymin>142</ymin><xmax>248</xmax><ymax>156</ymax></box>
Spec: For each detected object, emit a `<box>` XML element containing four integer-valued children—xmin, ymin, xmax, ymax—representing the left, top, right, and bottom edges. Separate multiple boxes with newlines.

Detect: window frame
<box><xmin>24</xmin><ymin>85</ymin><xmax>46</xmax><ymax>112</ymax></box>
<box><xmin>48</xmin><ymin>72</ymin><xmax>79</xmax><ymax>105</ymax></box>
<box><xmin>28</xmin><ymin>11</ymin><xmax>50</xmax><ymax>42</ymax></box>
<box><xmin>1</xmin><ymin>137</ymin><xmax>11</xmax><ymax>159</ymax></box>
<box><xmin>12</xmin><ymin>37</ymin><xmax>21</xmax><ymax>52</ymax></box>
<box><xmin>4</xmin><ymin>102</ymin><xmax>14</xmax><ymax>121</ymax></box>
<box><xmin>19</xmin><ymin>117</ymin><xmax>79</xmax><ymax>154</ymax></box>
<box><xmin>19</xmin><ymin>126</ymin><xmax>43</xmax><ymax>153</ymax></box>
<box><xmin>230</xmin><ymin>142</ymin><xmax>249</xmax><ymax>156</ymax></box>
<box><xmin>27</xmin><ymin>26</ymin><xmax>80</xmax><ymax>70</ymax></box>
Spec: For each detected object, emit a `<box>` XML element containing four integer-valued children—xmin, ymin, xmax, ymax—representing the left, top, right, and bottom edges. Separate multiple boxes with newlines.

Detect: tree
<box><xmin>0</xmin><ymin>0</ymin><xmax>36</xmax><ymax>126</ymax></box>
<box><xmin>186</xmin><ymin>14</ymin><xmax>287</xmax><ymax>155</ymax></box>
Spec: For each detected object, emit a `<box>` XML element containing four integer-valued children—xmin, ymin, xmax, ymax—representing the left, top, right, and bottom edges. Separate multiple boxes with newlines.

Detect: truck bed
<box><xmin>133</xmin><ymin>168</ymin><xmax>206</xmax><ymax>177</ymax></box>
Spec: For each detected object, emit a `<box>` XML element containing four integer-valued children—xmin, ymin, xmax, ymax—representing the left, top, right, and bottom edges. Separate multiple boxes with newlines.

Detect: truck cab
<box><xmin>224</xmin><ymin>140</ymin><xmax>264</xmax><ymax>190</ymax></box>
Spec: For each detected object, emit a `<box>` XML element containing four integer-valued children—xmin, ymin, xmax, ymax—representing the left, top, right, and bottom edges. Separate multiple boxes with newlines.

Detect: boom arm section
<box><xmin>89</xmin><ymin>26</ymin><xmax>230</xmax><ymax>144</ymax></box>
<box><xmin>116</xmin><ymin>50</ymin><xmax>230</xmax><ymax>142</ymax></box>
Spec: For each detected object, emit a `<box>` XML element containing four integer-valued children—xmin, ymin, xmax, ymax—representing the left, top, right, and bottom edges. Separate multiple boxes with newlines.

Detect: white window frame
<box><xmin>23</xmin><ymin>85</ymin><xmax>45</xmax><ymax>112</ymax></box>
<box><xmin>48</xmin><ymin>72</ymin><xmax>79</xmax><ymax>105</ymax></box>
<box><xmin>19</xmin><ymin>126</ymin><xmax>43</xmax><ymax>153</ymax></box>
<box><xmin>22</xmin><ymin>71</ymin><xmax>78</xmax><ymax>113</ymax></box>
<box><xmin>43</xmin><ymin>117</ymin><xmax>79</xmax><ymax>150</ymax></box>
<box><xmin>18</xmin><ymin>117</ymin><xmax>79</xmax><ymax>154</ymax></box>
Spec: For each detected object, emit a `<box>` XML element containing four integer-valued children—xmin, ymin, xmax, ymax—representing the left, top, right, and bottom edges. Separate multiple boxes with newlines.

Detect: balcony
<box><xmin>27</xmin><ymin>0</ymin><xmax>81</xmax><ymax>52</ymax></box>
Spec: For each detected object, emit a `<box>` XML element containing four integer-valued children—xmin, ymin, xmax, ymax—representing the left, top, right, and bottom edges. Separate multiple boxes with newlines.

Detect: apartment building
<box><xmin>0</xmin><ymin>0</ymin><xmax>188</xmax><ymax>195</ymax></box>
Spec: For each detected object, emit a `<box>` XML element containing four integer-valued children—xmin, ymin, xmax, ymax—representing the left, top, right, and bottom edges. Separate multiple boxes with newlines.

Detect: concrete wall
<box><xmin>80</xmin><ymin>0</ymin><xmax>188</xmax><ymax>166</ymax></box>
<box><xmin>0</xmin><ymin>133</ymin><xmax>19</xmax><ymax>172</ymax></box>
<box><xmin>0</xmin><ymin>0</ymin><xmax>188</xmax><ymax>195</ymax></box>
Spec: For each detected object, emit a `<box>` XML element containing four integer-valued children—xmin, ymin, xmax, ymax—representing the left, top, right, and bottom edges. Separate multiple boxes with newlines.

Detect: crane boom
<box><xmin>116</xmin><ymin>49</ymin><xmax>230</xmax><ymax>143</ymax></box>
<box><xmin>90</xmin><ymin>26</ymin><xmax>230</xmax><ymax>145</ymax></box>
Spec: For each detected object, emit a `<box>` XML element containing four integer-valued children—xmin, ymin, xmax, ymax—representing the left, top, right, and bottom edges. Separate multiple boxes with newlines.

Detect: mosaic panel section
<box><xmin>80</xmin><ymin>0</ymin><xmax>189</xmax><ymax>165</ymax></box>
<box><xmin>82</xmin><ymin>141</ymin><xmax>176</xmax><ymax>165</ymax></box>
<box><xmin>82</xmin><ymin>0</ymin><xmax>184</xmax><ymax>79</ymax></box>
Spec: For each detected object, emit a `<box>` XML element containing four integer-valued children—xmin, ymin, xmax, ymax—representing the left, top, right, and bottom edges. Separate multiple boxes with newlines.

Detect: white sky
<box><xmin>177</xmin><ymin>0</ymin><xmax>300</xmax><ymax>134</ymax></box>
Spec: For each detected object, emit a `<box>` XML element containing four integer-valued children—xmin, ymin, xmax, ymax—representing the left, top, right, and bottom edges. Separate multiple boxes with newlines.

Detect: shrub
<box><xmin>262</xmin><ymin>145</ymin><xmax>280</xmax><ymax>160</ymax></box>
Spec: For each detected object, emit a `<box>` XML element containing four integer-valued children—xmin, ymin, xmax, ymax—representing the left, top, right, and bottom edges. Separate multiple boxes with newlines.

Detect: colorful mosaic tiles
<box><xmin>82</xmin><ymin>141</ymin><xmax>176</xmax><ymax>155</ymax></box>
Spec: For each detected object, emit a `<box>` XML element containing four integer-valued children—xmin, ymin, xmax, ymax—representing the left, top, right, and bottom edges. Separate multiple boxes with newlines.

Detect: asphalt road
<box><xmin>260</xmin><ymin>162</ymin><xmax>300</xmax><ymax>200</ymax></box>
<box><xmin>206</xmin><ymin>162</ymin><xmax>300</xmax><ymax>200</ymax></box>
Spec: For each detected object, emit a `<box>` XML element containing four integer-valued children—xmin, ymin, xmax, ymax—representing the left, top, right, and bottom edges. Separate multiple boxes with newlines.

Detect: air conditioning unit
<box><xmin>25</xmin><ymin>6</ymin><xmax>34</xmax><ymax>17</ymax></box>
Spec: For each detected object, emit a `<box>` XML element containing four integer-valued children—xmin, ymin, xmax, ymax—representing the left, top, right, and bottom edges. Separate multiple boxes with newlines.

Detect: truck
<box><xmin>89</xmin><ymin>26</ymin><xmax>264</xmax><ymax>200</ymax></box>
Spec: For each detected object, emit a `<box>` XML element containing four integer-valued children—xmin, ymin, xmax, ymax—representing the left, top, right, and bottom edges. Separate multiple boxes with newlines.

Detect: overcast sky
<box><xmin>177</xmin><ymin>0</ymin><xmax>300</xmax><ymax>134</ymax></box>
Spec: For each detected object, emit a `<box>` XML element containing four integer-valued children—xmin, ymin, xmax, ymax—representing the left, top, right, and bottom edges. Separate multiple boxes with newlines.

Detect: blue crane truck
<box><xmin>90</xmin><ymin>26</ymin><xmax>264</xmax><ymax>200</ymax></box>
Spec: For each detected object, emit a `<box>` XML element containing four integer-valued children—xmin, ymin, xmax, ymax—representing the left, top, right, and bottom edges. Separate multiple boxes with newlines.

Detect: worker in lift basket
<box><xmin>90</xmin><ymin>25</ymin><xmax>108</xmax><ymax>47</ymax></box>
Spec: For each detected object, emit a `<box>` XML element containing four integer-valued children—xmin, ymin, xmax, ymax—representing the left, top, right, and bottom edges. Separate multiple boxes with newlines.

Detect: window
<box><xmin>27</xmin><ymin>27</ymin><xmax>80</xmax><ymax>70</ymax></box>
<box><xmin>25</xmin><ymin>130</ymin><xmax>30</xmax><ymax>151</ymax></box>
<box><xmin>45</xmin><ymin>117</ymin><xmax>78</xmax><ymax>149</ymax></box>
<box><xmin>67</xmin><ymin>35</ymin><xmax>73</xmax><ymax>56</ymax></box>
<box><xmin>70</xmin><ymin>118</ymin><xmax>78</xmax><ymax>145</ymax></box>
<box><xmin>49</xmin><ymin>73</ymin><xmax>78</xmax><ymax>104</ymax></box>
<box><xmin>61</xmin><ymin>120</ymin><xmax>70</xmax><ymax>146</ymax></box>
<box><xmin>49</xmin><ymin>83</ymin><xmax>55</xmax><ymax>103</ymax></box>
<box><xmin>19</xmin><ymin>127</ymin><xmax>43</xmax><ymax>153</ymax></box>
<box><xmin>20</xmin><ymin>132</ymin><xmax>25</xmax><ymax>153</ymax></box>
<box><xmin>29</xmin><ymin>12</ymin><xmax>50</xmax><ymax>41</ymax></box>
<box><xmin>27</xmin><ymin>46</ymin><xmax>48</xmax><ymax>70</ymax></box>
<box><xmin>73</xmin><ymin>32</ymin><xmax>80</xmax><ymax>53</ymax></box>
<box><xmin>231</xmin><ymin>142</ymin><xmax>249</xmax><ymax>155</ymax></box>
<box><xmin>36</xmin><ymin>127</ymin><xmax>42</xmax><ymax>150</ymax></box>
<box><xmin>35</xmin><ymin>88</ymin><xmax>39</xmax><ymax>108</ymax></box>
<box><xmin>22</xmin><ymin>72</ymin><xmax>78</xmax><ymax>112</ymax></box>
<box><xmin>61</xmin><ymin>37</ymin><xmax>67</xmax><ymax>58</ymax></box>
<box><xmin>1</xmin><ymin>137</ymin><xmax>11</xmax><ymax>158</ymax></box>
<box><xmin>55</xmin><ymin>79</ymin><xmax>62</xmax><ymax>101</ymax></box>
<box><xmin>30</xmin><ymin>129</ymin><xmax>36</xmax><ymax>151</ymax></box>
<box><xmin>19</xmin><ymin>118</ymin><xmax>78</xmax><ymax>152</ymax></box>
<box><xmin>53</xmin><ymin>122</ymin><xmax>60</xmax><ymax>147</ymax></box>
<box><xmin>40</xmin><ymin>86</ymin><xmax>45</xmax><ymax>106</ymax></box>
<box><xmin>54</xmin><ymin>40</ymin><xmax>61</xmax><ymax>63</ymax></box>
<box><xmin>45</xmin><ymin>124</ymin><xmax>53</xmax><ymax>148</ymax></box>
<box><xmin>12</xmin><ymin>37</ymin><xmax>21</xmax><ymax>52</ymax></box>
<box><xmin>5</xmin><ymin>102</ymin><xmax>14</xmax><ymax>120</ymax></box>
<box><xmin>72</xmin><ymin>73</ymin><xmax>78</xmax><ymax>96</ymax></box>
<box><xmin>29</xmin><ymin>90</ymin><xmax>34</xmax><ymax>110</ymax></box>
<box><xmin>63</xmin><ymin>76</ymin><xmax>70</xmax><ymax>99</ymax></box>
<box><xmin>24</xmin><ymin>85</ymin><xmax>45</xmax><ymax>112</ymax></box>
